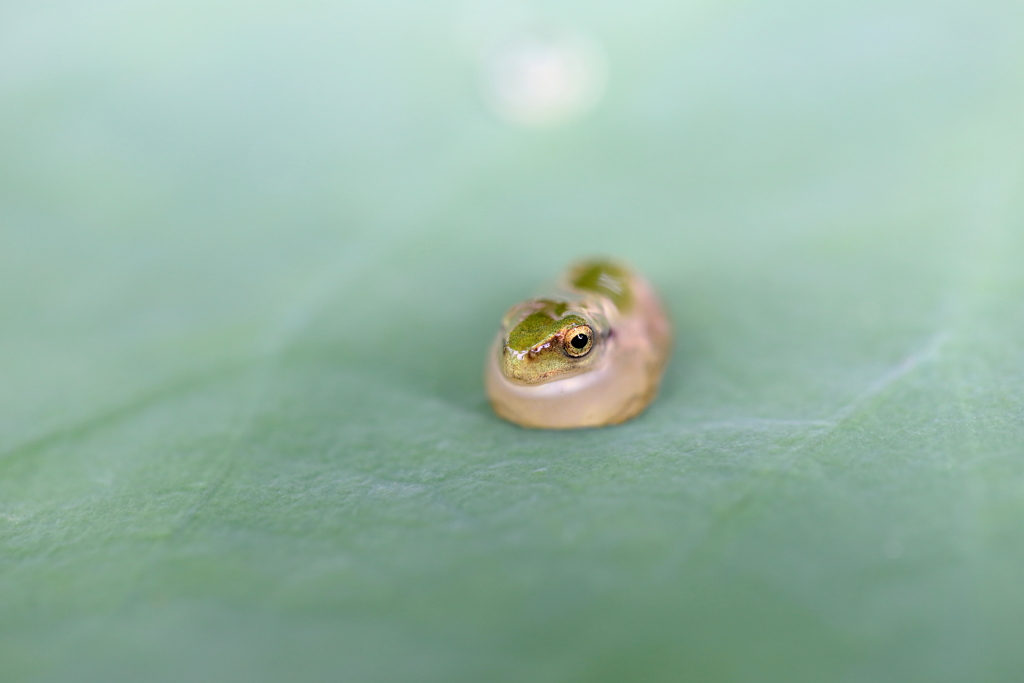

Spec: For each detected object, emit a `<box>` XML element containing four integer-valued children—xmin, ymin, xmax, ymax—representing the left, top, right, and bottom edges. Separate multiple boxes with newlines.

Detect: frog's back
<box><xmin>565</xmin><ymin>259</ymin><xmax>634</xmax><ymax>312</ymax></box>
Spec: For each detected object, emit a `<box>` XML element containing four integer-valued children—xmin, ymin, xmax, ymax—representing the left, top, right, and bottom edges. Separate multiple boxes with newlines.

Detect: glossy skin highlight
<box><xmin>485</xmin><ymin>260</ymin><xmax>672</xmax><ymax>429</ymax></box>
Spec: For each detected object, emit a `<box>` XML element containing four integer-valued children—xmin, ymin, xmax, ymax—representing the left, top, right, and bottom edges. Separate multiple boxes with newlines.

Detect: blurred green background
<box><xmin>3</xmin><ymin>0</ymin><xmax>1024</xmax><ymax>681</ymax></box>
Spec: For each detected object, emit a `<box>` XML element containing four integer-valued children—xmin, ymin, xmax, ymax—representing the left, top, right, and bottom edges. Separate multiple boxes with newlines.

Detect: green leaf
<box><xmin>3</xmin><ymin>1</ymin><xmax>1024</xmax><ymax>681</ymax></box>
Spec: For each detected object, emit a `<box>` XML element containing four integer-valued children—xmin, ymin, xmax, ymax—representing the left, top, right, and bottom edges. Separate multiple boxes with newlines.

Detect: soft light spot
<box><xmin>482</xmin><ymin>32</ymin><xmax>606</xmax><ymax>127</ymax></box>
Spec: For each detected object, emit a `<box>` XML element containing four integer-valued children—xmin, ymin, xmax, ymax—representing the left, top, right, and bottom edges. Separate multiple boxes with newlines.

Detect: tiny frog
<box><xmin>485</xmin><ymin>259</ymin><xmax>671</xmax><ymax>428</ymax></box>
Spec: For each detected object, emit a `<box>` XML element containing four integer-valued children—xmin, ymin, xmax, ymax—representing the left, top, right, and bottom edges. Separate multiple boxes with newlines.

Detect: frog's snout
<box><xmin>500</xmin><ymin>339</ymin><xmax>573</xmax><ymax>385</ymax></box>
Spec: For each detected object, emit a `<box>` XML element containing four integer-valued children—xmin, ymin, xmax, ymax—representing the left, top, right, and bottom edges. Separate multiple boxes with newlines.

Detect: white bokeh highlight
<box><xmin>481</xmin><ymin>32</ymin><xmax>607</xmax><ymax>127</ymax></box>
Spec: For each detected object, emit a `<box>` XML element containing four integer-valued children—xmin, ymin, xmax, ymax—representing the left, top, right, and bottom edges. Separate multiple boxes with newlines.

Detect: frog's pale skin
<box><xmin>485</xmin><ymin>259</ymin><xmax>672</xmax><ymax>429</ymax></box>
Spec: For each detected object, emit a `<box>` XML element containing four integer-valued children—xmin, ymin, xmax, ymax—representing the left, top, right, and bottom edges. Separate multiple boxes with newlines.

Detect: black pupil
<box><xmin>570</xmin><ymin>333</ymin><xmax>588</xmax><ymax>349</ymax></box>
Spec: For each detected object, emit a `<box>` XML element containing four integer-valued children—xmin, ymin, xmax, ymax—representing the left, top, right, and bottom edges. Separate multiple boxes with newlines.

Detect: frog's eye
<box><xmin>562</xmin><ymin>325</ymin><xmax>594</xmax><ymax>358</ymax></box>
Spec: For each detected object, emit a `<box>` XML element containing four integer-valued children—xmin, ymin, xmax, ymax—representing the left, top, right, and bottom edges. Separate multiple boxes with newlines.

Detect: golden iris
<box><xmin>562</xmin><ymin>325</ymin><xmax>594</xmax><ymax>357</ymax></box>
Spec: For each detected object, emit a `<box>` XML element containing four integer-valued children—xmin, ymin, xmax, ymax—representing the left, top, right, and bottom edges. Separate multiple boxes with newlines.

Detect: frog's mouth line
<box><xmin>506</xmin><ymin>340</ymin><xmax>555</xmax><ymax>361</ymax></box>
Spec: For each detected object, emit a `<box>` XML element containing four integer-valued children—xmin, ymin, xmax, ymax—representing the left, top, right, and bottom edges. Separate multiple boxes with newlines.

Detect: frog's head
<box><xmin>499</xmin><ymin>298</ymin><xmax>603</xmax><ymax>384</ymax></box>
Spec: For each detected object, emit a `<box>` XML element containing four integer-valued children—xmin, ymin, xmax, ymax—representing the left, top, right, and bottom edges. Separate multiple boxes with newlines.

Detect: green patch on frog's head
<box><xmin>568</xmin><ymin>259</ymin><xmax>633</xmax><ymax>311</ymax></box>
<box><xmin>500</xmin><ymin>299</ymin><xmax>600</xmax><ymax>384</ymax></box>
